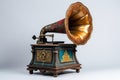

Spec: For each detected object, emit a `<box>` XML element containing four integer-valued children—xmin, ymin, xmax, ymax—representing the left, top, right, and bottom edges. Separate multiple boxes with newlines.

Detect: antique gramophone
<box><xmin>27</xmin><ymin>2</ymin><xmax>93</xmax><ymax>77</ymax></box>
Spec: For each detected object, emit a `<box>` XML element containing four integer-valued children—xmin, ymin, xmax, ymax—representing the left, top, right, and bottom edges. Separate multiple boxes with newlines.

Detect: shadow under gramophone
<box><xmin>33</xmin><ymin>70</ymin><xmax>75</xmax><ymax>77</ymax></box>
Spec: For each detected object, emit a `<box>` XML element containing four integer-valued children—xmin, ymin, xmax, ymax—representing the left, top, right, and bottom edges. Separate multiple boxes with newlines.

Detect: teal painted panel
<box><xmin>59</xmin><ymin>50</ymin><xmax>73</xmax><ymax>63</ymax></box>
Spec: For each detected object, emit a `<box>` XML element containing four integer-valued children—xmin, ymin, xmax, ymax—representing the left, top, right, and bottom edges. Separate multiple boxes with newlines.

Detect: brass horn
<box><xmin>37</xmin><ymin>2</ymin><xmax>93</xmax><ymax>45</ymax></box>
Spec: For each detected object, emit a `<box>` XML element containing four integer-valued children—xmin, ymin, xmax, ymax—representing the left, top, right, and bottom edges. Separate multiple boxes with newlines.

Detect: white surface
<box><xmin>0</xmin><ymin>0</ymin><xmax>120</xmax><ymax>80</ymax></box>
<box><xmin>1</xmin><ymin>68</ymin><xmax>120</xmax><ymax>80</ymax></box>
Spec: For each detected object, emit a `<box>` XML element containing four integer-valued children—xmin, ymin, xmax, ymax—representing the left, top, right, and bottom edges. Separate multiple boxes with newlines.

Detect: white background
<box><xmin>0</xmin><ymin>0</ymin><xmax>120</xmax><ymax>80</ymax></box>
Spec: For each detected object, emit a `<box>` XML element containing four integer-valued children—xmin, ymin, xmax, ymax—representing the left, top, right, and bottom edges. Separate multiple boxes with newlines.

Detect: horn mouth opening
<box><xmin>65</xmin><ymin>2</ymin><xmax>93</xmax><ymax>45</ymax></box>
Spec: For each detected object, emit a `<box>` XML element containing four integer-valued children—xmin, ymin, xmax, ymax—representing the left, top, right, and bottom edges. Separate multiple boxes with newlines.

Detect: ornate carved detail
<box><xmin>36</xmin><ymin>50</ymin><xmax>52</xmax><ymax>63</ymax></box>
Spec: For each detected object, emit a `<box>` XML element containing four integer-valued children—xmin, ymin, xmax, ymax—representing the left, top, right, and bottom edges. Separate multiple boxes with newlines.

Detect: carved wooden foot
<box><xmin>29</xmin><ymin>70</ymin><xmax>33</xmax><ymax>74</ymax></box>
<box><xmin>76</xmin><ymin>69</ymin><xmax>80</xmax><ymax>73</ymax></box>
<box><xmin>53</xmin><ymin>73</ymin><xmax>58</xmax><ymax>77</ymax></box>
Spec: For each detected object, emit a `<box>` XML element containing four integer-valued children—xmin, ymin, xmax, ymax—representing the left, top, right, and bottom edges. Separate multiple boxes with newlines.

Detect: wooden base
<box><xmin>27</xmin><ymin>64</ymin><xmax>81</xmax><ymax>77</ymax></box>
<box><xmin>27</xmin><ymin>44</ymin><xmax>81</xmax><ymax>77</ymax></box>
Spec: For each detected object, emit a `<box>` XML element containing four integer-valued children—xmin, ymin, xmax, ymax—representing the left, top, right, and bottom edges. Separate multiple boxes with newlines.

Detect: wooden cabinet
<box><xmin>27</xmin><ymin>44</ymin><xmax>81</xmax><ymax>77</ymax></box>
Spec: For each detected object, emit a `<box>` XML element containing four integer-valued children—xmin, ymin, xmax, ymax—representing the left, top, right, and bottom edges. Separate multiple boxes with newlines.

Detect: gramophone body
<box><xmin>27</xmin><ymin>2</ymin><xmax>92</xmax><ymax>77</ymax></box>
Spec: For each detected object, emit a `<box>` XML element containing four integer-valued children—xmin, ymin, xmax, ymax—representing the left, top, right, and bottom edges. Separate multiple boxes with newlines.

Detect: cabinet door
<box><xmin>33</xmin><ymin>48</ymin><xmax>54</xmax><ymax>66</ymax></box>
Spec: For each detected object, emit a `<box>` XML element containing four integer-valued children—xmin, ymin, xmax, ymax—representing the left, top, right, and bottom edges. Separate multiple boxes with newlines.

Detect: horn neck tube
<box><xmin>38</xmin><ymin>19</ymin><xmax>66</xmax><ymax>43</ymax></box>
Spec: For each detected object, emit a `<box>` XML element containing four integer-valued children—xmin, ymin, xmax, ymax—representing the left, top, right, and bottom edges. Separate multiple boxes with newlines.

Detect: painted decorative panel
<box><xmin>36</xmin><ymin>49</ymin><xmax>52</xmax><ymax>63</ymax></box>
<box><xmin>59</xmin><ymin>50</ymin><xmax>73</xmax><ymax>63</ymax></box>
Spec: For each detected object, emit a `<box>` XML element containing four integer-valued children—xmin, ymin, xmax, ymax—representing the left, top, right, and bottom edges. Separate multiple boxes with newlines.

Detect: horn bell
<box><xmin>65</xmin><ymin>2</ymin><xmax>93</xmax><ymax>45</ymax></box>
